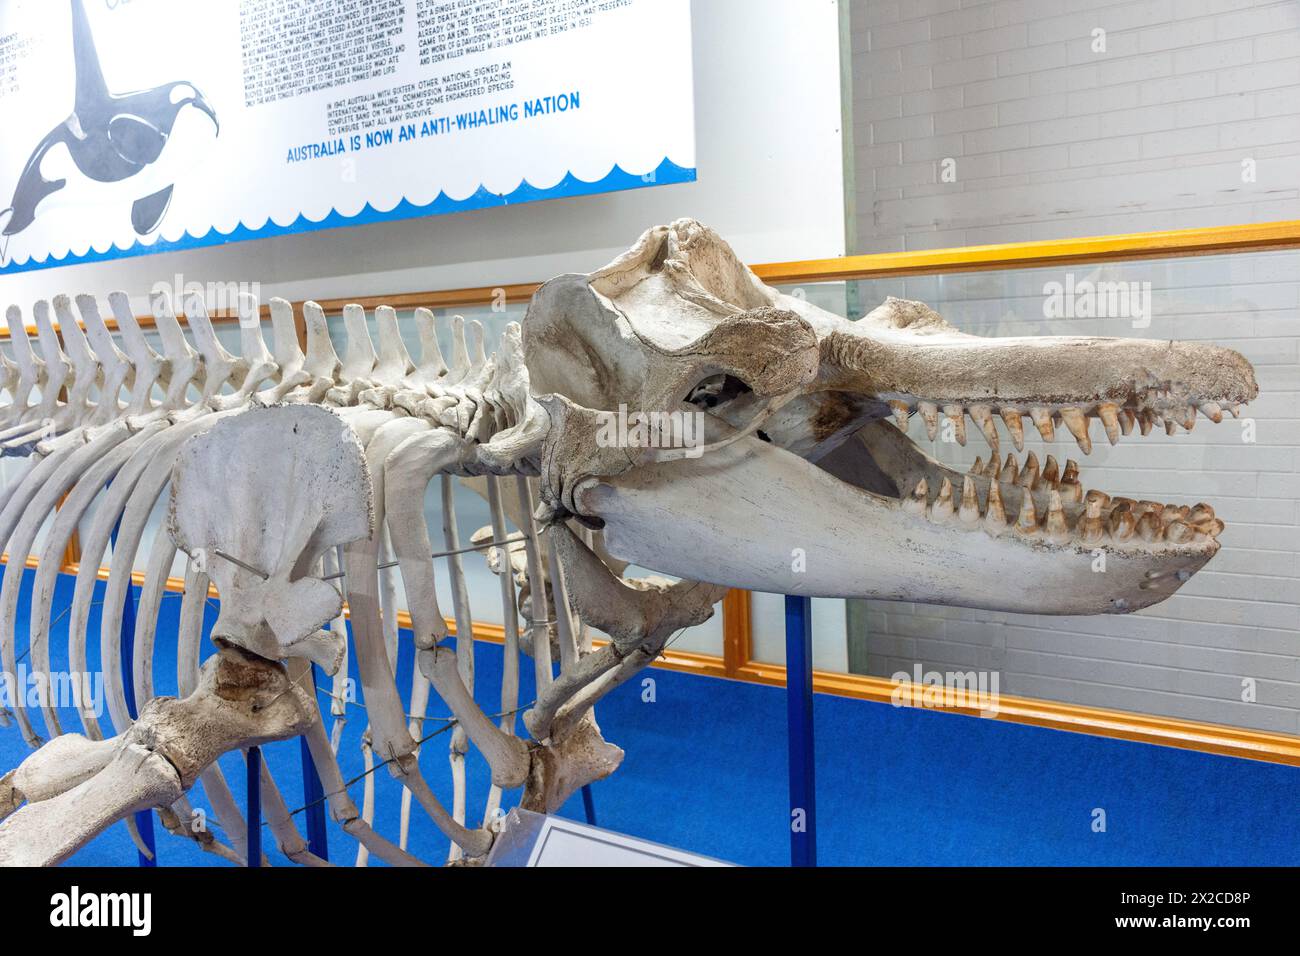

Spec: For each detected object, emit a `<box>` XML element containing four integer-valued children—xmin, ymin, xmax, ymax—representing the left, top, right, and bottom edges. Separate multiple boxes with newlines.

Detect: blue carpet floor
<box><xmin>0</xmin><ymin>568</ymin><xmax>1295</xmax><ymax>866</ymax></box>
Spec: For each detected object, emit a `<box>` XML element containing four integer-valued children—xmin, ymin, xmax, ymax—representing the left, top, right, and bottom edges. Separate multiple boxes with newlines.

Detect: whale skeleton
<box><xmin>0</xmin><ymin>270</ymin><xmax>709</xmax><ymax>866</ymax></box>
<box><xmin>0</xmin><ymin>218</ymin><xmax>1260</xmax><ymax>866</ymax></box>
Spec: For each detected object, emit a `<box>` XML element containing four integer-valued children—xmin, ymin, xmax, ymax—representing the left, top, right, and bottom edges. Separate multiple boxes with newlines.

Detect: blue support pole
<box><xmin>246</xmin><ymin>746</ymin><xmax>262</xmax><ymax>867</ymax></box>
<box><xmin>299</xmin><ymin>665</ymin><xmax>329</xmax><ymax>860</ymax></box>
<box><xmin>581</xmin><ymin>785</ymin><xmax>597</xmax><ymax>826</ymax></box>
<box><xmin>112</xmin><ymin>522</ymin><xmax>157</xmax><ymax>867</ymax></box>
<box><xmin>785</xmin><ymin>595</ymin><xmax>816</xmax><ymax>867</ymax></box>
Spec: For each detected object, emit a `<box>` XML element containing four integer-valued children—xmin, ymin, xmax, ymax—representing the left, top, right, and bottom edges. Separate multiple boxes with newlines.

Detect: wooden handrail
<box><xmin>5</xmin><ymin>220</ymin><xmax>1298</xmax><ymax>338</ymax></box>
<box><xmin>751</xmin><ymin>218</ymin><xmax>1300</xmax><ymax>283</ymax></box>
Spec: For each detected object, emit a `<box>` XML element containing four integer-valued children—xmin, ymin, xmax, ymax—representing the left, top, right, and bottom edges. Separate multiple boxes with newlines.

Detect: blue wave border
<box><xmin>0</xmin><ymin>158</ymin><xmax>696</xmax><ymax>276</ymax></box>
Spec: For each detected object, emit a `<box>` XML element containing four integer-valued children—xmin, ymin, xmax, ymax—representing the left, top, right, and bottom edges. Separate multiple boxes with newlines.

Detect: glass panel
<box><xmin>750</xmin><ymin>593</ymin><xmax>847</xmax><ymax>672</ymax></box>
<box><xmin>760</xmin><ymin>249</ymin><xmax>1296</xmax><ymax>735</ymax></box>
<box><xmin>0</xmin><ymin>453</ymin><xmax>55</xmax><ymax>561</ymax></box>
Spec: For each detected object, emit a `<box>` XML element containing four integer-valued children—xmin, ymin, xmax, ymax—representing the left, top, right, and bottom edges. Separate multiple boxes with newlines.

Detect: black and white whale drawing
<box><xmin>0</xmin><ymin>0</ymin><xmax>219</xmax><ymax>261</ymax></box>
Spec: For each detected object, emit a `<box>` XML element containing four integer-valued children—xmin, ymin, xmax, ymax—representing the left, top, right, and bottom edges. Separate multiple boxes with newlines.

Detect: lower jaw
<box><xmin>576</xmin><ymin>435</ymin><xmax>1215</xmax><ymax>616</ymax></box>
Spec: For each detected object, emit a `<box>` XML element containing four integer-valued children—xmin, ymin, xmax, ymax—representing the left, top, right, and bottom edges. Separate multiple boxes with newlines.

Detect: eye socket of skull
<box><xmin>643</xmin><ymin>306</ymin><xmax>820</xmax><ymax>409</ymax></box>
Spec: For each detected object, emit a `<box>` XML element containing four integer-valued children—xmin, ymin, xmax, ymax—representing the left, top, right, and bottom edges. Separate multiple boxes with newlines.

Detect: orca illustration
<box><xmin>0</xmin><ymin>0</ymin><xmax>219</xmax><ymax>259</ymax></box>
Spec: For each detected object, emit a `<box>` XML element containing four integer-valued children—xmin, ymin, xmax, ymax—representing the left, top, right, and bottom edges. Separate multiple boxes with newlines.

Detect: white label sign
<box><xmin>487</xmin><ymin>809</ymin><xmax>734</xmax><ymax>867</ymax></box>
<box><xmin>0</xmin><ymin>0</ymin><xmax>696</xmax><ymax>274</ymax></box>
<box><xmin>526</xmin><ymin>817</ymin><xmax>733</xmax><ymax>867</ymax></box>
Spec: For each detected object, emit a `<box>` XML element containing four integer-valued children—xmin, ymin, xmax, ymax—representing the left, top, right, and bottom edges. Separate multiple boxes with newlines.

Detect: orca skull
<box><xmin>523</xmin><ymin>219</ymin><xmax>1257</xmax><ymax>616</ymax></box>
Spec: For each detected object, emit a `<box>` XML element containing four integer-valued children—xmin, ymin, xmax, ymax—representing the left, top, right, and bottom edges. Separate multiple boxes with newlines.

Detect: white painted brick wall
<box><xmin>849</xmin><ymin>0</ymin><xmax>1300</xmax><ymax>252</ymax></box>
<box><xmin>822</xmin><ymin>249</ymin><xmax>1299</xmax><ymax>734</ymax></box>
<box><xmin>842</xmin><ymin>0</ymin><xmax>1300</xmax><ymax>733</ymax></box>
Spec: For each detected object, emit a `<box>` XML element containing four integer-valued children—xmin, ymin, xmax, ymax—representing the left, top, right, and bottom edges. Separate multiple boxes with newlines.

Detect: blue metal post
<box><xmin>246</xmin><ymin>746</ymin><xmax>262</xmax><ymax>867</ymax></box>
<box><xmin>112</xmin><ymin>522</ymin><xmax>157</xmax><ymax>867</ymax></box>
<box><xmin>299</xmin><ymin>664</ymin><xmax>329</xmax><ymax>860</ymax></box>
<box><xmin>785</xmin><ymin>595</ymin><xmax>816</xmax><ymax>867</ymax></box>
<box><xmin>581</xmin><ymin>785</ymin><xmax>597</xmax><ymax>826</ymax></box>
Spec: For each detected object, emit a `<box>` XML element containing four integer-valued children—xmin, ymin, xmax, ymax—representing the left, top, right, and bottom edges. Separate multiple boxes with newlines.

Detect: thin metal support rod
<box><xmin>210</xmin><ymin>547</ymin><xmax>270</xmax><ymax>580</ymax></box>
<box><xmin>113</xmin><ymin>520</ymin><xmax>157</xmax><ymax>868</ymax></box>
<box><xmin>299</xmin><ymin>664</ymin><xmax>329</xmax><ymax>861</ymax></box>
<box><xmin>246</xmin><ymin>746</ymin><xmax>262</xmax><ymax>867</ymax></box>
<box><xmin>785</xmin><ymin>595</ymin><xmax>816</xmax><ymax>868</ymax></box>
<box><xmin>319</xmin><ymin>533</ymin><xmax>534</xmax><ymax>580</ymax></box>
<box><xmin>581</xmin><ymin>785</ymin><xmax>597</xmax><ymax>826</ymax></box>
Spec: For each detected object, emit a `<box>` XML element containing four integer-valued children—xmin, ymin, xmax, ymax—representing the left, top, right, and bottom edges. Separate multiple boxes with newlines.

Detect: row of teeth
<box><xmin>900</xmin><ymin>452</ymin><xmax>1223</xmax><ymax>548</ymax></box>
<box><xmin>888</xmin><ymin>398</ymin><xmax>1242</xmax><ymax>456</ymax></box>
<box><xmin>970</xmin><ymin>450</ymin><xmax>1084</xmax><ymax>501</ymax></box>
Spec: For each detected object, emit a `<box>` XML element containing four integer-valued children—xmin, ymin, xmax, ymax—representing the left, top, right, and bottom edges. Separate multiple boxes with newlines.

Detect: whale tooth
<box><xmin>960</xmin><ymin>476</ymin><xmax>981</xmax><ymax>524</ymax></box>
<box><xmin>1198</xmin><ymin>402</ymin><xmax>1223</xmax><ymax>424</ymax></box>
<box><xmin>1228</xmin><ymin>404</ymin><xmax>1242</xmax><ymax>418</ymax></box>
<box><xmin>1181</xmin><ymin>406</ymin><xmax>1197</xmax><ymax>430</ymax></box>
<box><xmin>999</xmin><ymin>453</ymin><xmax>1018</xmax><ymax>485</ymax></box>
<box><xmin>1164</xmin><ymin>418</ymin><xmax>1178</xmax><ymax>436</ymax></box>
<box><xmin>890</xmin><ymin>400</ymin><xmax>911</xmax><ymax>431</ymax></box>
<box><xmin>1189</xmin><ymin>502</ymin><xmax>1216</xmax><ymax>523</ymax></box>
<box><xmin>1136</xmin><ymin>511</ymin><xmax>1163</xmax><ymax>541</ymax></box>
<box><xmin>944</xmin><ymin>405</ymin><xmax>967</xmax><ymax>445</ymax></box>
<box><xmin>1097</xmin><ymin>403</ymin><xmax>1121</xmax><ymax>445</ymax></box>
<box><xmin>1139</xmin><ymin>410</ymin><xmax>1156</xmax><ymax>435</ymax></box>
<box><xmin>903</xmin><ymin>476</ymin><xmax>928</xmax><ymax>514</ymax></box>
<box><xmin>1119</xmin><ymin>408</ymin><xmax>1136</xmax><ymax>435</ymax></box>
<box><xmin>1165</xmin><ymin>520</ymin><xmax>1197</xmax><ymax>544</ymax></box>
<box><xmin>970</xmin><ymin>405</ymin><xmax>998</xmax><ymax>453</ymax></box>
<box><xmin>983</xmin><ymin>456</ymin><xmax>1000</xmax><ymax>479</ymax></box>
<box><xmin>919</xmin><ymin>402</ymin><xmax>940</xmax><ymax>440</ymax></box>
<box><xmin>1079</xmin><ymin>496</ymin><xmax>1106</xmax><ymax>543</ymax></box>
<box><xmin>1045</xmin><ymin>490</ymin><xmax>1070</xmax><ymax>543</ymax></box>
<box><xmin>1042</xmin><ymin>455</ymin><xmax>1060</xmax><ymax>487</ymax></box>
<box><xmin>970</xmin><ymin>456</ymin><xmax>984</xmax><ymax>476</ymax></box>
<box><xmin>1001</xmin><ymin>409</ymin><xmax>1024</xmax><ymax>451</ymax></box>
<box><xmin>930</xmin><ymin>477</ymin><xmax>955</xmax><ymax>522</ymax></box>
<box><xmin>1016</xmin><ymin>451</ymin><xmax>1040</xmax><ymax>489</ymax></box>
<box><xmin>1015</xmin><ymin>492</ymin><xmax>1038</xmax><ymax>536</ymax></box>
<box><xmin>1030</xmin><ymin>407</ymin><xmax>1055</xmax><ymax>441</ymax></box>
<box><xmin>1062</xmin><ymin>458</ymin><xmax>1080</xmax><ymax>484</ymax></box>
<box><xmin>1059</xmin><ymin>479</ymin><xmax>1083</xmax><ymax>505</ymax></box>
<box><xmin>984</xmin><ymin>480</ymin><xmax>1007</xmax><ymax>533</ymax></box>
<box><xmin>1109</xmin><ymin>505</ymin><xmax>1135</xmax><ymax>541</ymax></box>
<box><xmin>1084</xmin><ymin>489</ymin><xmax>1111</xmax><ymax>510</ymax></box>
<box><xmin>1059</xmin><ymin>407</ymin><xmax>1092</xmax><ymax>455</ymax></box>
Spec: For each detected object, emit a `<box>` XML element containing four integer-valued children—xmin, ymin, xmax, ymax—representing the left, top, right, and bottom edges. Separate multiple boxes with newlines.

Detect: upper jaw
<box><xmin>812</xmin><ymin>296</ymin><xmax>1259</xmax><ymax>458</ymax></box>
